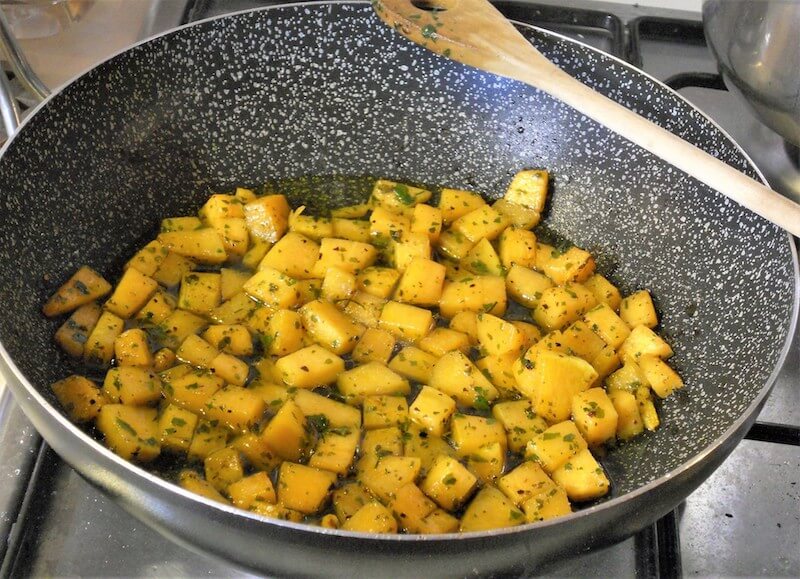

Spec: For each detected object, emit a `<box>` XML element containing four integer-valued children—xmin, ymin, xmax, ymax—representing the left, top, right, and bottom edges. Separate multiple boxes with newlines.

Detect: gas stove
<box><xmin>0</xmin><ymin>1</ymin><xmax>797</xmax><ymax>576</ymax></box>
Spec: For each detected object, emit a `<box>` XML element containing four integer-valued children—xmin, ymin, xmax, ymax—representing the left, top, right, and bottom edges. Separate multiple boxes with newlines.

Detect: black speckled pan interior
<box><xmin>0</xmin><ymin>1</ymin><xmax>796</xmax><ymax>569</ymax></box>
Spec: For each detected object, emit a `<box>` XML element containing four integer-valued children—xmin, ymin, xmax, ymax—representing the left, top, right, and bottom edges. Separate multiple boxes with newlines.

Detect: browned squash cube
<box><xmin>52</xmin><ymin>375</ymin><xmax>107</xmax><ymax>423</ymax></box>
<box><xmin>42</xmin><ymin>266</ymin><xmax>112</xmax><ymax>317</ymax></box>
<box><xmin>54</xmin><ymin>302</ymin><xmax>102</xmax><ymax>358</ymax></box>
<box><xmin>96</xmin><ymin>404</ymin><xmax>160</xmax><ymax>462</ymax></box>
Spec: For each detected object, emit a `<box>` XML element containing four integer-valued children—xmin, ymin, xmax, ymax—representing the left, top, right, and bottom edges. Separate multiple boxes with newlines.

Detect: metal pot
<box><xmin>0</xmin><ymin>3</ymin><xmax>797</xmax><ymax>576</ymax></box>
<box><xmin>703</xmin><ymin>0</ymin><xmax>800</xmax><ymax>145</ymax></box>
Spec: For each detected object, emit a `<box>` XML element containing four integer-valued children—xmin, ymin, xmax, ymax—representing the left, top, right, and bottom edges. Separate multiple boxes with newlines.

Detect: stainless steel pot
<box><xmin>0</xmin><ymin>3</ymin><xmax>797</xmax><ymax>576</ymax></box>
<box><xmin>703</xmin><ymin>0</ymin><xmax>800</xmax><ymax>145</ymax></box>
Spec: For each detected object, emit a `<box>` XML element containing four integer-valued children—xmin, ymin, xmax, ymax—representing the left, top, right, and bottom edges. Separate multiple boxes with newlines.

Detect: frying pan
<box><xmin>0</xmin><ymin>3</ymin><xmax>797</xmax><ymax>576</ymax></box>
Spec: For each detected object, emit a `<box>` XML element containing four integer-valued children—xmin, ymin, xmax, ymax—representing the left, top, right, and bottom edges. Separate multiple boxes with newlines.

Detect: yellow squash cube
<box><xmin>439</xmin><ymin>276</ymin><xmax>507</xmax><ymax>318</ymax></box>
<box><xmin>370</xmin><ymin>179</ymin><xmax>432</xmax><ymax>212</ymax></box>
<box><xmin>227</xmin><ymin>471</ymin><xmax>276</xmax><ymax>509</ymax></box>
<box><xmin>356</xmin><ymin>267</ymin><xmax>400</xmax><ymax>299</ymax></box>
<box><xmin>96</xmin><ymin>404</ymin><xmax>160</xmax><ymax>462</ymax></box>
<box><xmin>187</xmin><ymin>421</ymin><xmax>230</xmax><ymax>461</ymax></box>
<box><xmin>259</xmin><ymin>231</ymin><xmax>319</xmax><ymax>279</ymax></box>
<box><xmin>321</xmin><ymin>266</ymin><xmax>358</xmax><ymax>301</ymax></box>
<box><xmin>504</xmin><ymin>169</ymin><xmax>548</xmax><ymax>212</ymax></box>
<box><xmin>498</xmin><ymin>460</ymin><xmax>559</xmax><ymax>507</ymax></box>
<box><xmin>274</xmin><ymin>345</ymin><xmax>345</xmax><ymax>388</ymax></box>
<box><xmin>153</xmin><ymin>252</ymin><xmax>196</xmax><ymax>288</ymax></box>
<box><xmin>436</xmin><ymin>229</ymin><xmax>475</xmax><ymax>261</ymax></box>
<box><xmin>102</xmin><ymin>366</ymin><xmax>162</xmax><ymax>406</ymax></box>
<box><xmin>337</xmin><ymin>361</ymin><xmax>410</xmax><ymax>405</ymax></box>
<box><xmin>352</xmin><ymin>328</ymin><xmax>396</xmax><ymax>365</ymax></box>
<box><xmin>638</xmin><ymin>355</ymin><xmax>683</xmax><ymax>398</ymax></box>
<box><xmin>136</xmin><ymin>290</ymin><xmax>177</xmax><ymax>325</ymax></box>
<box><xmin>277</xmin><ymin>462</ymin><xmax>337</xmax><ymax>514</ymax></box>
<box><xmin>125</xmin><ymin>239</ymin><xmax>166</xmax><ymax>277</ymax></box>
<box><xmin>418</xmin><ymin>327</ymin><xmax>470</xmax><ymax>357</ymax></box>
<box><xmin>204</xmin><ymin>447</ymin><xmax>244</xmax><ymax>492</ymax></box>
<box><xmin>476</xmin><ymin>312</ymin><xmax>526</xmax><ymax>356</ymax></box>
<box><xmin>408</xmin><ymin>386</ymin><xmax>457</xmax><ymax>437</ymax></box>
<box><xmin>608</xmin><ymin>389</ymin><xmax>644</xmax><ymax>440</ymax></box>
<box><xmin>363</xmin><ymin>395</ymin><xmax>409</xmax><ymax>430</ymax></box>
<box><xmin>505</xmin><ymin>265</ymin><xmax>553</xmax><ymax>309</ymax></box>
<box><xmin>533</xmin><ymin>283</ymin><xmax>596</xmax><ymax>332</ymax></box>
<box><xmin>459</xmin><ymin>485</ymin><xmax>525</xmax><ymax>532</ymax></box>
<box><xmin>492</xmin><ymin>198</ymin><xmax>540</xmax><ymax>230</ymax></box>
<box><xmin>421</xmin><ymin>454</ymin><xmax>478</xmax><ymax>511</ymax></box>
<box><xmin>114</xmin><ymin>328</ymin><xmax>153</xmax><ymax>368</ymax></box>
<box><xmin>309</xmin><ymin>429</ymin><xmax>360</xmax><ymax>474</ymax></box>
<box><xmin>42</xmin><ymin>266</ymin><xmax>112</xmax><ymax>318</ymax></box>
<box><xmin>498</xmin><ymin>227</ymin><xmax>537</xmax><ymax>269</ymax></box>
<box><xmin>361</xmin><ymin>426</ymin><xmax>404</xmax><ymax>458</ymax></box>
<box><xmin>583</xmin><ymin>274</ymin><xmax>622</xmax><ymax>311</ymax></box>
<box><xmin>583</xmin><ymin>304</ymin><xmax>631</xmax><ymax>349</ymax></box>
<box><xmin>393</xmin><ymin>258</ymin><xmax>446</xmax><ymax>306</ymax></box>
<box><xmin>492</xmin><ymin>400</ymin><xmax>549</xmax><ymax>453</ymax></box>
<box><xmin>158</xmin><ymin>228</ymin><xmax>227</xmax><ymax>265</ymax></box>
<box><xmin>571</xmin><ymin>388</ymin><xmax>619</xmax><ymax>446</ymax></box>
<box><xmin>243</xmin><ymin>267</ymin><xmax>300</xmax><ymax>309</ymax></box>
<box><xmin>178</xmin><ymin>272</ymin><xmax>221</xmax><ymax>315</ymax></box>
<box><xmin>293</xmin><ymin>388</ymin><xmax>362</xmax><ymax>428</ymax></box>
<box><xmin>620</xmin><ymin>290</ymin><xmax>658</xmax><ymax>329</ymax></box>
<box><xmin>392</xmin><ymin>232</ymin><xmax>432</xmax><ymax>272</ymax></box>
<box><xmin>312</xmin><ymin>237</ymin><xmax>377</xmax><ymax>277</ymax></box>
<box><xmin>164</xmin><ymin>370</ymin><xmax>224</xmax><ymax>415</ymax></box>
<box><xmin>55</xmin><ymin>302</ymin><xmax>102</xmax><ymax>358</ymax></box>
<box><xmin>411</xmin><ymin>203</ymin><xmax>442</xmax><ymax>242</ymax></box>
<box><xmin>177</xmin><ymin>334</ymin><xmax>218</xmax><ymax>368</ymax></box>
<box><xmin>341</xmin><ymin>501</ymin><xmax>398</xmax><ymax>533</ymax></box>
<box><xmin>260</xmin><ymin>399</ymin><xmax>307</xmax><ymax>461</ymax></box>
<box><xmin>450</xmin><ymin>414</ymin><xmax>507</xmax><ymax>457</ymax></box>
<box><xmin>357</xmin><ymin>455</ymin><xmax>421</xmax><ymax>502</ymax></box>
<box><xmin>178</xmin><ymin>470</ymin><xmax>228</xmax><ymax>504</ymax></box>
<box><xmin>300</xmin><ymin>299</ymin><xmax>362</xmax><ymax>355</ymax></box>
<box><xmin>387</xmin><ymin>346</ymin><xmax>438</xmax><ymax>383</ymax></box>
<box><xmin>205</xmin><ymin>386</ymin><xmax>266</xmax><ymax>432</ymax></box>
<box><xmin>158</xmin><ymin>403</ymin><xmax>198</xmax><ymax>453</ymax></box>
<box><xmin>429</xmin><ymin>351</ymin><xmax>498</xmax><ymax>409</ymax></box>
<box><xmin>438</xmin><ymin>188</ymin><xmax>485</xmax><ymax>225</ymax></box>
<box><xmin>461</xmin><ymin>238</ymin><xmax>504</xmax><ymax>277</ymax></box>
<box><xmin>618</xmin><ymin>325</ymin><xmax>673</xmax><ymax>364</ymax></box>
<box><xmin>378</xmin><ymin>301</ymin><xmax>433</xmax><ymax>342</ymax></box>
<box><xmin>525</xmin><ymin>420</ymin><xmax>587</xmax><ymax>474</ymax></box>
<box><xmin>202</xmin><ymin>324</ymin><xmax>253</xmax><ymax>357</ymax></box>
<box><xmin>551</xmin><ymin>448</ymin><xmax>610</xmax><ymax>502</ymax></box>
<box><xmin>243</xmin><ymin>194</ymin><xmax>290</xmax><ymax>243</ymax></box>
<box><xmin>389</xmin><ymin>483</ymin><xmax>438</xmax><ymax>533</ymax></box>
<box><xmin>105</xmin><ymin>268</ymin><xmax>159</xmax><ymax>319</ymax></box>
<box><xmin>52</xmin><ymin>375</ymin><xmax>106</xmax><ymax>423</ymax></box>
<box><xmin>448</xmin><ymin>311</ymin><xmax>479</xmax><ymax>344</ymax></box>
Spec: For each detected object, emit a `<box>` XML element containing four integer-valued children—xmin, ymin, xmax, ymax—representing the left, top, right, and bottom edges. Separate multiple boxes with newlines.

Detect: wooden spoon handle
<box><xmin>374</xmin><ymin>0</ymin><xmax>800</xmax><ymax>238</ymax></box>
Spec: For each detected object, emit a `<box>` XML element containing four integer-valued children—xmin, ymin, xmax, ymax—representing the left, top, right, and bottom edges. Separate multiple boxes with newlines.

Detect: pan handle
<box><xmin>0</xmin><ymin>6</ymin><xmax>50</xmax><ymax>139</ymax></box>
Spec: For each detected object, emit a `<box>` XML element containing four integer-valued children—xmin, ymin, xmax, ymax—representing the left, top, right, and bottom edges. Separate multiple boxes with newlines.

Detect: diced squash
<box><xmin>259</xmin><ymin>232</ymin><xmax>319</xmax><ymax>279</ymax></box>
<box><xmin>363</xmin><ymin>395</ymin><xmax>409</xmax><ymax>430</ymax></box>
<box><xmin>388</xmin><ymin>346</ymin><xmax>438</xmax><ymax>383</ymax></box>
<box><xmin>477</xmin><ymin>312</ymin><xmax>526</xmax><ymax>356</ymax></box>
<box><xmin>177</xmin><ymin>272</ymin><xmax>221</xmax><ymax>315</ymax></box>
<box><xmin>219</xmin><ymin>268</ymin><xmax>251</xmax><ymax>301</ymax></box>
<box><xmin>571</xmin><ymin>388</ymin><xmax>619</xmax><ymax>446</ymax></box>
<box><xmin>202</xmin><ymin>324</ymin><xmax>253</xmax><ymax>357</ymax></box>
<box><xmin>261</xmin><ymin>399</ymin><xmax>307</xmax><ymax>461</ymax></box>
<box><xmin>227</xmin><ymin>471</ymin><xmax>276</xmax><ymax>509</ymax></box>
<box><xmin>393</xmin><ymin>258</ymin><xmax>446</xmax><ymax>306</ymax></box>
<box><xmin>583</xmin><ymin>274</ymin><xmax>622</xmax><ymax>311</ymax></box>
<box><xmin>371</xmin><ymin>179</ymin><xmax>432</xmax><ymax>212</ymax></box>
<box><xmin>525</xmin><ymin>420</ymin><xmax>587</xmax><ymax>474</ymax></box>
<box><xmin>55</xmin><ymin>303</ymin><xmax>102</xmax><ymax>357</ymax></box>
<box><xmin>468</xmin><ymin>442</ymin><xmax>506</xmax><ymax>483</ymax></box>
<box><xmin>342</xmin><ymin>501</ymin><xmax>398</xmax><ymax>533</ymax></box>
<box><xmin>521</xmin><ymin>484</ymin><xmax>572</xmax><ymax>523</ymax></box>
<box><xmin>378</xmin><ymin>301</ymin><xmax>433</xmax><ymax>342</ymax></box>
<box><xmin>259</xmin><ymin>309</ymin><xmax>304</xmax><ymax>356</ymax></box>
<box><xmin>438</xmin><ymin>188</ymin><xmax>485</xmax><ymax>225</ymax></box>
<box><xmin>342</xmin><ymin>291</ymin><xmax>386</xmax><ymax>328</ymax></box>
<box><xmin>83</xmin><ymin>311</ymin><xmax>125</xmax><ymax>367</ymax></box>
<box><xmin>408</xmin><ymin>386</ymin><xmax>457</xmax><ymax>437</ymax></box>
<box><xmin>492</xmin><ymin>198</ymin><xmax>541</xmax><ymax>229</ymax></box>
<box><xmin>105</xmin><ymin>268</ymin><xmax>159</xmax><ymax>319</ymax></box>
<box><xmin>312</xmin><ymin>237</ymin><xmax>377</xmax><ymax>277</ymax></box>
<box><xmin>102</xmin><ymin>366</ymin><xmax>162</xmax><ymax>406</ymax></box>
<box><xmin>204</xmin><ymin>447</ymin><xmax>244</xmax><ymax>492</ymax></box>
<box><xmin>608</xmin><ymin>390</ymin><xmax>644</xmax><ymax>440</ymax></box>
<box><xmin>229</xmin><ymin>432</ymin><xmax>280</xmax><ymax>472</ymax></box>
<box><xmin>158</xmin><ymin>404</ymin><xmax>198</xmax><ymax>453</ymax></box>
<box><xmin>505</xmin><ymin>265</ymin><xmax>553</xmax><ymax>309</ymax></box>
<box><xmin>429</xmin><ymin>351</ymin><xmax>499</xmax><ymax>409</ymax></box>
<box><xmin>158</xmin><ymin>228</ymin><xmax>227</xmax><ymax>265</ymax></box>
<box><xmin>156</xmin><ymin>309</ymin><xmax>208</xmax><ymax>350</ymax></box>
<box><xmin>389</xmin><ymin>483</ymin><xmax>438</xmax><ymax>533</ymax></box>
<box><xmin>96</xmin><ymin>404</ymin><xmax>160</xmax><ymax>462</ymax></box>
<box><xmin>550</xmin><ymin>448</ymin><xmax>610</xmax><ymax>502</ymax></box>
<box><xmin>244</xmin><ymin>194</ymin><xmax>290</xmax><ymax>242</ymax></box>
<box><xmin>418</xmin><ymin>327</ymin><xmax>470</xmax><ymax>357</ymax></box>
<box><xmin>459</xmin><ymin>485</ymin><xmax>525</xmax><ymax>532</ymax></box>
<box><xmin>436</xmin><ymin>229</ymin><xmax>476</xmax><ymax>261</ymax></box>
<box><xmin>125</xmin><ymin>240</ymin><xmax>166</xmax><ymax>277</ymax></box>
<box><xmin>583</xmin><ymin>304</ymin><xmax>631</xmax><ymax>349</ymax></box>
<box><xmin>289</xmin><ymin>208</ymin><xmax>335</xmax><ymax>240</ymax></box>
<box><xmin>498</xmin><ymin>227</ymin><xmax>537</xmax><ymax>270</ymax></box>
<box><xmin>411</xmin><ymin>203</ymin><xmax>442</xmax><ymax>242</ymax></box>
<box><xmin>620</xmin><ymin>290</ymin><xmax>658</xmax><ymax>329</ymax></box>
<box><xmin>461</xmin><ymin>238</ymin><xmax>504</xmax><ymax>277</ymax></box>
<box><xmin>421</xmin><ymin>455</ymin><xmax>478</xmax><ymax>511</ymax></box>
<box><xmin>451</xmin><ymin>205</ymin><xmax>509</xmax><ymax>243</ymax></box>
<box><xmin>504</xmin><ymin>169</ymin><xmax>548</xmax><ymax>212</ymax></box>
<box><xmin>153</xmin><ymin>252</ymin><xmax>196</xmax><ymax>287</ymax></box>
<box><xmin>136</xmin><ymin>290</ymin><xmax>176</xmax><ymax>325</ymax></box>
<box><xmin>439</xmin><ymin>276</ymin><xmax>507</xmax><ymax>318</ymax></box>
<box><xmin>300</xmin><ymin>300</ymin><xmax>362</xmax><ymax>355</ymax></box>
<box><xmin>187</xmin><ymin>421</ymin><xmax>230</xmax><ymax>461</ymax></box>
<box><xmin>392</xmin><ymin>232</ymin><xmax>432</xmax><ymax>272</ymax></box>
<box><xmin>492</xmin><ymin>400</ymin><xmax>549</xmax><ymax>453</ymax></box>
<box><xmin>514</xmin><ymin>349</ymin><xmax>598</xmax><ymax>423</ymax></box>
<box><xmin>293</xmin><ymin>388</ymin><xmax>362</xmax><ymax>428</ymax></box>
<box><xmin>332</xmin><ymin>218</ymin><xmax>371</xmax><ymax>243</ymax></box>
<box><xmin>355</xmin><ymin>267</ymin><xmax>400</xmax><ymax>299</ymax></box>
<box><xmin>43</xmin><ymin>266</ymin><xmax>112</xmax><ymax>317</ymax></box>
<box><xmin>309</xmin><ymin>429</ymin><xmax>360</xmax><ymax>474</ymax></box>
<box><xmin>448</xmin><ymin>311</ymin><xmax>479</xmax><ymax>344</ymax></box>
<box><xmin>164</xmin><ymin>370</ymin><xmax>224</xmax><ymax>414</ymax></box>
<box><xmin>638</xmin><ymin>355</ymin><xmax>683</xmax><ymax>398</ymax></box>
<box><xmin>52</xmin><ymin>375</ymin><xmax>106</xmax><ymax>423</ymax></box>
<box><xmin>337</xmin><ymin>361</ymin><xmax>410</xmax><ymax>405</ymax></box>
<box><xmin>160</xmin><ymin>216</ymin><xmax>202</xmax><ymax>233</ymax></box>
<box><xmin>274</xmin><ymin>345</ymin><xmax>345</xmax><ymax>388</ymax></box>
<box><xmin>322</xmin><ymin>266</ymin><xmax>358</xmax><ymax>301</ymax></box>
<box><xmin>241</xmin><ymin>237</ymin><xmax>272</xmax><ymax>271</ymax></box>
<box><xmin>498</xmin><ymin>460</ymin><xmax>559</xmax><ymax>507</ymax></box>
<box><xmin>451</xmin><ymin>414</ymin><xmax>507</xmax><ymax>457</ymax></box>
<box><xmin>533</xmin><ymin>283</ymin><xmax>596</xmax><ymax>332</ymax></box>
<box><xmin>357</xmin><ymin>455</ymin><xmax>421</xmax><ymax>502</ymax></box>
<box><xmin>362</xmin><ymin>426</ymin><xmax>404</xmax><ymax>458</ymax></box>
<box><xmin>618</xmin><ymin>325</ymin><xmax>674</xmax><ymax>364</ymax></box>
<box><xmin>205</xmin><ymin>386</ymin><xmax>266</xmax><ymax>432</ymax></box>
<box><xmin>243</xmin><ymin>267</ymin><xmax>300</xmax><ymax>309</ymax></box>
<box><xmin>560</xmin><ymin>320</ymin><xmax>607</xmax><ymax>362</ymax></box>
<box><xmin>177</xmin><ymin>334</ymin><xmax>218</xmax><ymax>368</ymax></box>
<box><xmin>539</xmin><ymin>246</ymin><xmax>595</xmax><ymax>285</ymax></box>
<box><xmin>209</xmin><ymin>352</ymin><xmax>249</xmax><ymax>386</ymax></box>
<box><xmin>475</xmin><ymin>353</ymin><xmax>520</xmax><ymax>397</ymax></box>
<box><xmin>277</xmin><ymin>462</ymin><xmax>337</xmax><ymax>514</ymax></box>
<box><xmin>352</xmin><ymin>328</ymin><xmax>396</xmax><ymax>365</ymax></box>
<box><xmin>178</xmin><ymin>470</ymin><xmax>228</xmax><ymax>504</ymax></box>
<box><xmin>369</xmin><ymin>206</ymin><xmax>411</xmax><ymax>246</ymax></box>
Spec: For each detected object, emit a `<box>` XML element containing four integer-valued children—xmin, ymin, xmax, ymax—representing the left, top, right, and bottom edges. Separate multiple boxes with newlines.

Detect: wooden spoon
<box><xmin>372</xmin><ymin>0</ymin><xmax>800</xmax><ymax>237</ymax></box>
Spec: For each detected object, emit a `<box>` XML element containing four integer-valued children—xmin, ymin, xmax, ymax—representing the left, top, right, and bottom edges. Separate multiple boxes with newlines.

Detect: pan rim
<box><xmin>0</xmin><ymin>0</ymin><xmax>797</xmax><ymax>545</ymax></box>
